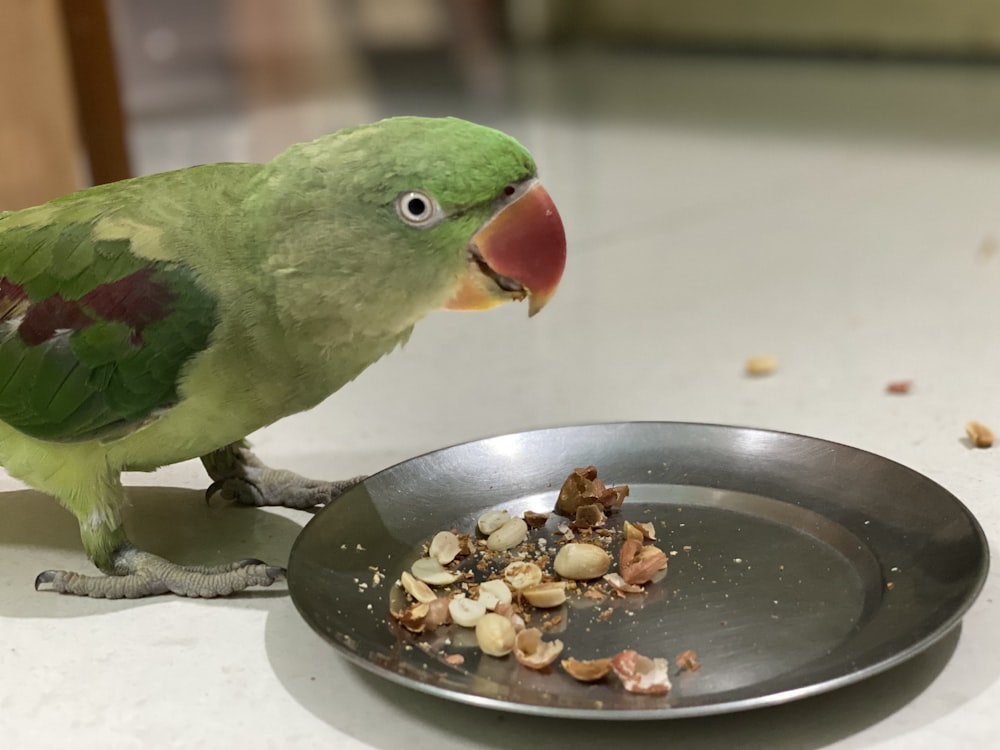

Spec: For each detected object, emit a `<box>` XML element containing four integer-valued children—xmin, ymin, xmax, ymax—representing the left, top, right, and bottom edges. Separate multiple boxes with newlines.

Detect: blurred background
<box><xmin>3</xmin><ymin>0</ymin><xmax>1000</xmax><ymax>462</ymax></box>
<box><xmin>4</xmin><ymin>0</ymin><xmax>1000</xmax><ymax>208</ymax></box>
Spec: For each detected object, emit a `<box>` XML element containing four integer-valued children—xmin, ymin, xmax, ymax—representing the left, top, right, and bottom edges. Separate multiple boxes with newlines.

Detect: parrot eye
<box><xmin>395</xmin><ymin>190</ymin><xmax>441</xmax><ymax>227</ymax></box>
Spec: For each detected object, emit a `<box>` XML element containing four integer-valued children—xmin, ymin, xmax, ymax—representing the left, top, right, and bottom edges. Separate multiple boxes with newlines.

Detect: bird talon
<box><xmin>204</xmin><ymin>476</ymin><xmax>264</xmax><ymax>506</ymax></box>
<box><xmin>34</xmin><ymin>570</ymin><xmax>57</xmax><ymax>590</ymax></box>
<box><xmin>34</xmin><ymin>552</ymin><xmax>284</xmax><ymax>597</ymax></box>
<box><xmin>204</xmin><ymin>480</ymin><xmax>225</xmax><ymax>504</ymax></box>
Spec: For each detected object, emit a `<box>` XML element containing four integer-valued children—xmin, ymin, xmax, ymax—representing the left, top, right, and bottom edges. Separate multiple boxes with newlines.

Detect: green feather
<box><xmin>0</xmin><ymin>212</ymin><xmax>219</xmax><ymax>440</ymax></box>
<box><xmin>71</xmin><ymin>321</ymin><xmax>134</xmax><ymax>366</ymax></box>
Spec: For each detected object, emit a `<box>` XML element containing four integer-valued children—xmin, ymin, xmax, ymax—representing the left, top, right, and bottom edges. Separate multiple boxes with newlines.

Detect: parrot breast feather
<box><xmin>0</xmin><ymin>213</ymin><xmax>218</xmax><ymax>442</ymax></box>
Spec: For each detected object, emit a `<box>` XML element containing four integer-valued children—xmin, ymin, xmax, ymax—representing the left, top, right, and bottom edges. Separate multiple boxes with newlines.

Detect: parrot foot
<box><xmin>34</xmin><ymin>545</ymin><xmax>285</xmax><ymax>598</ymax></box>
<box><xmin>201</xmin><ymin>440</ymin><xmax>365</xmax><ymax>509</ymax></box>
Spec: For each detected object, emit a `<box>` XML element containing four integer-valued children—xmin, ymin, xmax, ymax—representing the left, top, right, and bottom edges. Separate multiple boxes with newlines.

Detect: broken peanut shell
<box><xmin>561</xmin><ymin>657</ymin><xmax>613</xmax><ymax>682</ymax></box>
<box><xmin>513</xmin><ymin>628</ymin><xmax>564</xmax><ymax>669</ymax></box>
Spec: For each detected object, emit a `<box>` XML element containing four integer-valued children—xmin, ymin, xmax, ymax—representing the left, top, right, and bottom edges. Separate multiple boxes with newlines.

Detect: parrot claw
<box><xmin>34</xmin><ymin>545</ymin><xmax>285</xmax><ymax>598</ymax></box>
<box><xmin>33</xmin><ymin>570</ymin><xmax>57</xmax><ymax>590</ymax></box>
<box><xmin>204</xmin><ymin>479</ymin><xmax>224</xmax><ymax>504</ymax></box>
<box><xmin>201</xmin><ymin>441</ymin><xmax>364</xmax><ymax>509</ymax></box>
<box><xmin>205</xmin><ymin>479</ymin><xmax>246</xmax><ymax>505</ymax></box>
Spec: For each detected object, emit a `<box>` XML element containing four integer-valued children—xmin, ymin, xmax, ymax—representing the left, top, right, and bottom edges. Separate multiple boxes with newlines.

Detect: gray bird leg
<box><xmin>201</xmin><ymin>439</ymin><xmax>365</xmax><ymax>509</ymax></box>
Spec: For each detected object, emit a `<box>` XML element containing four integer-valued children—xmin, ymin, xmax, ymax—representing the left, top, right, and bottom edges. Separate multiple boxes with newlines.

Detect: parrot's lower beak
<box><xmin>446</xmin><ymin>180</ymin><xmax>566</xmax><ymax>317</ymax></box>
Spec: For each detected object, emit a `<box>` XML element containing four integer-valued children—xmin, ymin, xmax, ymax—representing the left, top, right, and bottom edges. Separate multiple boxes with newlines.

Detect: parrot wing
<box><xmin>0</xmin><ymin>195</ymin><xmax>218</xmax><ymax>442</ymax></box>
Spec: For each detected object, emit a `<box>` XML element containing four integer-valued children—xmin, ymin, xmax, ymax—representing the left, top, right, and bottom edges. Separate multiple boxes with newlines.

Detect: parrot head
<box><xmin>437</xmin><ymin>173</ymin><xmax>565</xmax><ymax>318</ymax></box>
<box><xmin>264</xmin><ymin>117</ymin><xmax>566</xmax><ymax>325</ymax></box>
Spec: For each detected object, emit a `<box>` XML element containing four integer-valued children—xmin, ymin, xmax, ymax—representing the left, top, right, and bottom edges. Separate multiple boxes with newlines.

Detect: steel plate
<box><xmin>287</xmin><ymin>422</ymin><xmax>989</xmax><ymax>719</ymax></box>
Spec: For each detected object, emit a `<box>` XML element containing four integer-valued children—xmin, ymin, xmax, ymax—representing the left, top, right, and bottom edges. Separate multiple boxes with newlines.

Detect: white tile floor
<box><xmin>2</xmin><ymin>51</ymin><xmax>999</xmax><ymax>747</ymax></box>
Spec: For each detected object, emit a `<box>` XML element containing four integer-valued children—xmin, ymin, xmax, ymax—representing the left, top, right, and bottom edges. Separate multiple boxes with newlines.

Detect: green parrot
<box><xmin>0</xmin><ymin>116</ymin><xmax>566</xmax><ymax>598</ymax></box>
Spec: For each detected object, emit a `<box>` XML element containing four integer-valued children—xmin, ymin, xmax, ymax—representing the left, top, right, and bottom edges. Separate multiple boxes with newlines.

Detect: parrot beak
<box><xmin>446</xmin><ymin>180</ymin><xmax>566</xmax><ymax>317</ymax></box>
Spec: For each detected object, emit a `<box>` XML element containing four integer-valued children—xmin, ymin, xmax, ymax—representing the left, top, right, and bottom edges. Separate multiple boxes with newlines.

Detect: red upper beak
<box><xmin>445</xmin><ymin>180</ymin><xmax>566</xmax><ymax>317</ymax></box>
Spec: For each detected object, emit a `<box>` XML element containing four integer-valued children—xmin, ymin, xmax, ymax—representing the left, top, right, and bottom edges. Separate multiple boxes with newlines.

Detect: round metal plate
<box><xmin>287</xmin><ymin>422</ymin><xmax>989</xmax><ymax>719</ymax></box>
